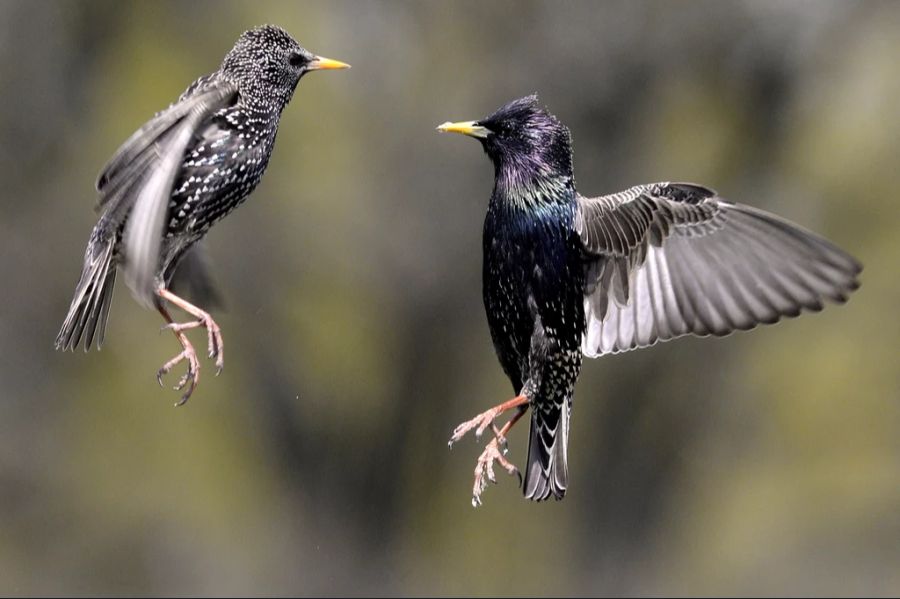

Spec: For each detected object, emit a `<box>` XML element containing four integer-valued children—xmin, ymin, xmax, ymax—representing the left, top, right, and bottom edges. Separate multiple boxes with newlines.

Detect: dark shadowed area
<box><xmin>0</xmin><ymin>0</ymin><xmax>897</xmax><ymax>595</ymax></box>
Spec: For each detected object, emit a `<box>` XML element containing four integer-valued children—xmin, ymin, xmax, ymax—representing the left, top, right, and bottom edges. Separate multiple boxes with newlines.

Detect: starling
<box><xmin>438</xmin><ymin>95</ymin><xmax>862</xmax><ymax>505</ymax></box>
<box><xmin>55</xmin><ymin>25</ymin><xmax>349</xmax><ymax>404</ymax></box>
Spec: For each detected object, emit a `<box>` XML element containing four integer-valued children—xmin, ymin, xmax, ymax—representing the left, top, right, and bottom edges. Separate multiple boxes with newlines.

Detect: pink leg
<box><xmin>157</xmin><ymin>287</ymin><xmax>224</xmax><ymax>374</ymax></box>
<box><xmin>154</xmin><ymin>287</ymin><xmax>224</xmax><ymax>405</ymax></box>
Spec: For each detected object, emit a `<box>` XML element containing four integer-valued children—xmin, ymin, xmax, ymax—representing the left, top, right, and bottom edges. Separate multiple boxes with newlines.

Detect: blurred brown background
<box><xmin>0</xmin><ymin>0</ymin><xmax>897</xmax><ymax>595</ymax></box>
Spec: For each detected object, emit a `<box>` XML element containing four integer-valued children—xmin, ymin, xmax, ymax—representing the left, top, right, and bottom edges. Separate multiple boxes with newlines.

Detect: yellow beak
<box><xmin>436</xmin><ymin>120</ymin><xmax>490</xmax><ymax>139</ymax></box>
<box><xmin>307</xmin><ymin>55</ymin><xmax>351</xmax><ymax>71</ymax></box>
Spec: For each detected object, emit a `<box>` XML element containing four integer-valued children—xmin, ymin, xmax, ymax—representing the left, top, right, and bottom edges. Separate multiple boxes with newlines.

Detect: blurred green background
<box><xmin>0</xmin><ymin>0</ymin><xmax>897</xmax><ymax>595</ymax></box>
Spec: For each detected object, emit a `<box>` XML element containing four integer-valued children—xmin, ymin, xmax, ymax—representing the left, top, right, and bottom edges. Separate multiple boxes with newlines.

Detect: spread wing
<box><xmin>94</xmin><ymin>75</ymin><xmax>237</xmax><ymax>307</ymax></box>
<box><xmin>577</xmin><ymin>182</ymin><xmax>862</xmax><ymax>357</ymax></box>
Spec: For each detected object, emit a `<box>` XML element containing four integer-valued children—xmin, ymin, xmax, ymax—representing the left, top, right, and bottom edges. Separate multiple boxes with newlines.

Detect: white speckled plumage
<box><xmin>56</xmin><ymin>25</ymin><xmax>348</xmax><ymax>405</ymax></box>
<box><xmin>57</xmin><ymin>25</ymin><xmax>334</xmax><ymax>352</ymax></box>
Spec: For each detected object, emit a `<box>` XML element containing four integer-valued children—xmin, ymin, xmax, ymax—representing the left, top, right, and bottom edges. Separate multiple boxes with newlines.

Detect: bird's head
<box><xmin>221</xmin><ymin>25</ymin><xmax>349</xmax><ymax>108</ymax></box>
<box><xmin>437</xmin><ymin>95</ymin><xmax>574</xmax><ymax>186</ymax></box>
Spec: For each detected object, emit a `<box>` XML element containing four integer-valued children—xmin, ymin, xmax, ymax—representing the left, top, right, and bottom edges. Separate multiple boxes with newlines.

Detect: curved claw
<box><xmin>155</xmin><ymin>344</ymin><xmax>201</xmax><ymax>406</ymax></box>
<box><xmin>173</xmin><ymin>374</ymin><xmax>198</xmax><ymax>407</ymax></box>
<box><xmin>202</xmin><ymin>316</ymin><xmax>224</xmax><ymax>368</ymax></box>
<box><xmin>175</xmin><ymin>388</ymin><xmax>193</xmax><ymax>407</ymax></box>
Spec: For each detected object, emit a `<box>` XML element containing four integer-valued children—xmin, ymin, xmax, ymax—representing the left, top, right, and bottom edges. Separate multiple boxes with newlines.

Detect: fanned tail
<box><xmin>56</xmin><ymin>234</ymin><xmax>117</xmax><ymax>351</ymax></box>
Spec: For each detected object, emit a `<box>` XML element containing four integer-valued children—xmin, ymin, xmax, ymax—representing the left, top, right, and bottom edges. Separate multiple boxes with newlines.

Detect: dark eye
<box><xmin>288</xmin><ymin>53</ymin><xmax>306</xmax><ymax>67</ymax></box>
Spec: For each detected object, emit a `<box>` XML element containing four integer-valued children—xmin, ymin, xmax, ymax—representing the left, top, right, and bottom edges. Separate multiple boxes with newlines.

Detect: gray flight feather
<box><xmin>577</xmin><ymin>182</ymin><xmax>862</xmax><ymax>357</ymax></box>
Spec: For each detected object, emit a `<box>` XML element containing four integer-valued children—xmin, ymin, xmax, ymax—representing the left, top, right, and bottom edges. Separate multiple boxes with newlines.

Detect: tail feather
<box><xmin>56</xmin><ymin>237</ymin><xmax>117</xmax><ymax>352</ymax></box>
<box><xmin>94</xmin><ymin>268</ymin><xmax>116</xmax><ymax>348</ymax></box>
<box><xmin>523</xmin><ymin>398</ymin><xmax>571</xmax><ymax>501</ymax></box>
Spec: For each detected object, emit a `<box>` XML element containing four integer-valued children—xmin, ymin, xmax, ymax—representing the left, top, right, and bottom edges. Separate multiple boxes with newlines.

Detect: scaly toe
<box><xmin>156</xmin><ymin>352</ymin><xmax>185</xmax><ymax>387</ymax></box>
<box><xmin>174</xmin><ymin>370</ymin><xmax>192</xmax><ymax>391</ymax></box>
<box><xmin>449</xmin><ymin>421</ymin><xmax>475</xmax><ymax>446</ymax></box>
<box><xmin>485</xmin><ymin>456</ymin><xmax>497</xmax><ymax>484</ymax></box>
<box><xmin>473</xmin><ymin>413</ymin><xmax>496</xmax><ymax>439</ymax></box>
<box><xmin>469</xmin><ymin>440</ymin><xmax>520</xmax><ymax>507</ymax></box>
<box><xmin>450</xmin><ymin>410</ymin><xmax>498</xmax><ymax>446</ymax></box>
<box><xmin>174</xmin><ymin>366</ymin><xmax>199</xmax><ymax>406</ymax></box>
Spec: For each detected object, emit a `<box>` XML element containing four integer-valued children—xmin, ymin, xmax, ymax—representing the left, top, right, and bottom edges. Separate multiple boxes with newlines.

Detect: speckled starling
<box><xmin>55</xmin><ymin>25</ymin><xmax>349</xmax><ymax>404</ymax></box>
<box><xmin>438</xmin><ymin>95</ymin><xmax>862</xmax><ymax>505</ymax></box>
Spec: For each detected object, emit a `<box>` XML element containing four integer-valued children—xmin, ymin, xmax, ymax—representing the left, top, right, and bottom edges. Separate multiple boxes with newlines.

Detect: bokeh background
<box><xmin>1</xmin><ymin>0</ymin><xmax>898</xmax><ymax>595</ymax></box>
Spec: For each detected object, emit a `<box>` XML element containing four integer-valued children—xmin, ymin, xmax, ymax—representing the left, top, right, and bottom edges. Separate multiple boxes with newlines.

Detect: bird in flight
<box><xmin>55</xmin><ymin>25</ymin><xmax>349</xmax><ymax>405</ymax></box>
<box><xmin>438</xmin><ymin>95</ymin><xmax>861</xmax><ymax>505</ymax></box>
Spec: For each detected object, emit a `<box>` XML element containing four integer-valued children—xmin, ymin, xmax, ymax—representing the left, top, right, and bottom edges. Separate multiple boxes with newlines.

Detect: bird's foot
<box><xmin>448</xmin><ymin>394</ymin><xmax>529</xmax><ymax>449</ymax></box>
<box><xmin>449</xmin><ymin>406</ymin><xmax>504</xmax><ymax>448</ymax></box>
<box><xmin>161</xmin><ymin>313</ymin><xmax>224</xmax><ymax>375</ymax></box>
<box><xmin>450</xmin><ymin>401</ymin><xmax>529</xmax><ymax>504</ymax></box>
<box><xmin>471</xmin><ymin>437</ymin><xmax>522</xmax><ymax>507</ymax></box>
<box><xmin>156</xmin><ymin>337</ymin><xmax>201</xmax><ymax>406</ymax></box>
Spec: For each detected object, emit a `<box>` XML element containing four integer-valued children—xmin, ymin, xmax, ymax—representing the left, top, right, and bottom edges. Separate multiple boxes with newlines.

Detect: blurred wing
<box><xmin>577</xmin><ymin>182</ymin><xmax>862</xmax><ymax>357</ymax></box>
<box><xmin>97</xmin><ymin>79</ymin><xmax>237</xmax><ymax>307</ymax></box>
<box><xmin>96</xmin><ymin>73</ymin><xmax>220</xmax><ymax>196</ymax></box>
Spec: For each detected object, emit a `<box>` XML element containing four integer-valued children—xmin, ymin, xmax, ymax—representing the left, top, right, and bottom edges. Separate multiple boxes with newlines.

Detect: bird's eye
<box><xmin>288</xmin><ymin>53</ymin><xmax>306</xmax><ymax>67</ymax></box>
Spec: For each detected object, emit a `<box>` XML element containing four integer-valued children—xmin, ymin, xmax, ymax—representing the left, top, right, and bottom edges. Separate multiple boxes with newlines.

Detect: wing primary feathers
<box><xmin>579</xmin><ymin>183</ymin><xmax>861</xmax><ymax>357</ymax></box>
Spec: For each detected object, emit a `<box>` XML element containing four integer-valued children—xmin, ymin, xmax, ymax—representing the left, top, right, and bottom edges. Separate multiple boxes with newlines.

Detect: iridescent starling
<box><xmin>438</xmin><ymin>95</ymin><xmax>861</xmax><ymax>505</ymax></box>
<box><xmin>55</xmin><ymin>25</ymin><xmax>349</xmax><ymax>404</ymax></box>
